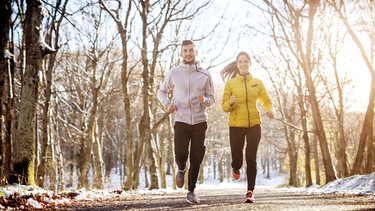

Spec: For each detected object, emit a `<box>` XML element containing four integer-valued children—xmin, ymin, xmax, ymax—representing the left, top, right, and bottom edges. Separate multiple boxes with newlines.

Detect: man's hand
<box><xmin>167</xmin><ymin>103</ymin><xmax>176</xmax><ymax>113</ymax></box>
<box><xmin>197</xmin><ymin>95</ymin><xmax>205</xmax><ymax>104</ymax></box>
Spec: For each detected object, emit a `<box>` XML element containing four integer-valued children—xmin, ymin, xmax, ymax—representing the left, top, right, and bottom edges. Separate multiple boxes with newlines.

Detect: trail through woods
<box><xmin>54</xmin><ymin>188</ymin><xmax>375</xmax><ymax>211</ymax></box>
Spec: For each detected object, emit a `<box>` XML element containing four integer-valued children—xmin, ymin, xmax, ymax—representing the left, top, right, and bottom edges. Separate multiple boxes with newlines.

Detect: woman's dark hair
<box><xmin>220</xmin><ymin>51</ymin><xmax>251</xmax><ymax>82</ymax></box>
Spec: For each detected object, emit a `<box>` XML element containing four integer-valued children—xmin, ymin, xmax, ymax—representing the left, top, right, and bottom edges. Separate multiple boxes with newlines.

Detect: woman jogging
<box><xmin>221</xmin><ymin>51</ymin><xmax>275</xmax><ymax>203</ymax></box>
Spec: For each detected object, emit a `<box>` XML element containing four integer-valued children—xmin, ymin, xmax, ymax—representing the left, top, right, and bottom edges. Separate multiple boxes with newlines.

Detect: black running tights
<box><xmin>229</xmin><ymin>125</ymin><xmax>261</xmax><ymax>191</ymax></box>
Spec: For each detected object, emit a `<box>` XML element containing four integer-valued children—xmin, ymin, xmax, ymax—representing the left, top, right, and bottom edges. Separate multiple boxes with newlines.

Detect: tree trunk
<box><xmin>57</xmin><ymin>147</ymin><xmax>65</xmax><ymax>192</ymax></box>
<box><xmin>47</xmin><ymin>141</ymin><xmax>57</xmax><ymax>192</ymax></box>
<box><xmin>78</xmin><ymin>89</ymin><xmax>99</xmax><ymax>189</ymax></box>
<box><xmin>218</xmin><ymin>154</ymin><xmax>224</xmax><ymax>182</ymax></box>
<box><xmin>103</xmin><ymin>123</ymin><xmax>113</xmax><ymax>184</ymax></box>
<box><xmin>199</xmin><ymin>152</ymin><xmax>208</xmax><ymax>184</ymax></box>
<box><xmin>307</xmin><ymin>88</ymin><xmax>337</xmax><ymax>183</ymax></box>
<box><xmin>280</xmin><ymin>100</ymin><xmax>299</xmax><ymax>186</ymax></box>
<box><xmin>299</xmin><ymin>99</ymin><xmax>312</xmax><ymax>187</ymax></box>
<box><xmin>167</xmin><ymin>117</ymin><xmax>176</xmax><ymax>189</ymax></box>
<box><xmin>137</xmin><ymin>0</ymin><xmax>158</xmax><ymax>190</ymax></box>
<box><xmin>37</xmin><ymin>0</ymin><xmax>68</xmax><ymax>188</ymax></box>
<box><xmin>353</xmin><ymin>80</ymin><xmax>375</xmax><ymax>174</ymax></box>
<box><xmin>148</xmin><ymin>138</ymin><xmax>159</xmax><ymax>190</ymax></box>
<box><xmin>77</xmin><ymin>132</ymin><xmax>92</xmax><ymax>189</ymax></box>
<box><xmin>0</xmin><ymin>0</ymin><xmax>13</xmax><ymax>185</ymax></box>
<box><xmin>37</xmin><ymin>52</ymin><xmax>54</xmax><ymax>187</ymax></box>
<box><xmin>312</xmin><ymin>127</ymin><xmax>321</xmax><ymax>185</ymax></box>
<box><xmin>302</xmin><ymin>129</ymin><xmax>312</xmax><ymax>187</ymax></box>
<box><xmin>287</xmin><ymin>130</ymin><xmax>298</xmax><ymax>187</ymax></box>
<box><xmin>14</xmin><ymin>0</ymin><xmax>53</xmax><ymax>185</ymax></box>
<box><xmin>266</xmin><ymin>149</ymin><xmax>270</xmax><ymax>179</ymax></box>
<box><xmin>99</xmin><ymin>0</ymin><xmax>134</xmax><ymax>191</ymax></box>
<box><xmin>93</xmin><ymin>136</ymin><xmax>104</xmax><ymax>190</ymax></box>
<box><xmin>300</xmin><ymin>0</ymin><xmax>337</xmax><ymax>184</ymax></box>
<box><xmin>53</xmin><ymin>113</ymin><xmax>64</xmax><ymax>192</ymax></box>
<box><xmin>159</xmin><ymin>124</ymin><xmax>167</xmax><ymax>189</ymax></box>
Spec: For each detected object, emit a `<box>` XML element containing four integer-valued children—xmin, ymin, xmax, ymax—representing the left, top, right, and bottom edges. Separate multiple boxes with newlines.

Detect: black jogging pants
<box><xmin>174</xmin><ymin>121</ymin><xmax>207</xmax><ymax>192</ymax></box>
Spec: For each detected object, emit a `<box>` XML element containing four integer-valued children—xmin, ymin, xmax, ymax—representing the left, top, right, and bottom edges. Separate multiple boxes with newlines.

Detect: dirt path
<box><xmin>56</xmin><ymin>188</ymin><xmax>375</xmax><ymax>211</ymax></box>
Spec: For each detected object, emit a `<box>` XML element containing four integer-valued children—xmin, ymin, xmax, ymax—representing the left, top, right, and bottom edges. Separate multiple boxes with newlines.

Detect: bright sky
<box><xmin>208</xmin><ymin>0</ymin><xmax>372</xmax><ymax>112</ymax></box>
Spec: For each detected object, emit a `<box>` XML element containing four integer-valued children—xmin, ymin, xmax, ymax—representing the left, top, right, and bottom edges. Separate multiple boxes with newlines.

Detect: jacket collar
<box><xmin>179</xmin><ymin>61</ymin><xmax>202</xmax><ymax>72</ymax></box>
<box><xmin>236</xmin><ymin>73</ymin><xmax>253</xmax><ymax>81</ymax></box>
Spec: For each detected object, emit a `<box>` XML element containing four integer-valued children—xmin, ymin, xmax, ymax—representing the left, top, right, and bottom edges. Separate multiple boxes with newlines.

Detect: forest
<box><xmin>0</xmin><ymin>0</ymin><xmax>374</xmax><ymax>193</ymax></box>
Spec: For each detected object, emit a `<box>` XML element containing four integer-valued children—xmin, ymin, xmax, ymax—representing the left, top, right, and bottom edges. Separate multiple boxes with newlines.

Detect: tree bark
<box><xmin>138</xmin><ymin>0</ymin><xmax>158</xmax><ymax>190</ymax></box>
<box><xmin>218</xmin><ymin>154</ymin><xmax>224</xmax><ymax>182</ymax></box>
<box><xmin>93</xmin><ymin>136</ymin><xmax>104</xmax><ymax>190</ymax></box>
<box><xmin>0</xmin><ymin>0</ymin><xmax>13</xmax><ymax>185</ymax></box>
<box><xmin>298</xmin><ymin>93</ymin><xmax>312</xmax><ymax>186</ymax></box>
<box><xmin>159</xmin><ymin>124</ymin><xmax>167</xmax><ymax>189</ymax></box>
<box><xmin>13</xmin><ymin>0</ymin><xmax>53</xmax><ymax>185</ymax></box>
<box><xmin>167</xmin><ymin>116</ymin><xmax>176</xmax><ymax>189</ymax></box>
<box><xmin>312</xmin><ymin>132</ymin><xmax>321</xmax><ymax>185</ymax></box>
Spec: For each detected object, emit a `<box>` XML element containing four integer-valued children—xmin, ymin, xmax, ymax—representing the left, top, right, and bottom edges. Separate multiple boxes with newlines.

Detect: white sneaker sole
<box><xmin>186</xmin><ymin>199</ymin><xmax>199</xmax><ymax>204</ymax></box>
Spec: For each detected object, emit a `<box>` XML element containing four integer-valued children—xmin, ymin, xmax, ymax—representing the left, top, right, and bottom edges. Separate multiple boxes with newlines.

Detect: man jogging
<box><xmin>157</xmin><ymin>39</ymin><xmax>215</xmax><ymax>204</ymax></box>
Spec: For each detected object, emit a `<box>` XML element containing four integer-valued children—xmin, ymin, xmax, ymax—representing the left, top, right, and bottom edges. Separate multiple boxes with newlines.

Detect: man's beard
<box><xmin>183</xmin><ymin>58</ymin><xmax>195</xmax><ymax>65</ymax></box>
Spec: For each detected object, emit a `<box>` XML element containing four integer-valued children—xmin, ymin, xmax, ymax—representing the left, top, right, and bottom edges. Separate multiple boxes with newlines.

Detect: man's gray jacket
<box><xmin>158</xmin><ymin>61</ymin><xmax>215</xmax><ymax>125</ymax></box>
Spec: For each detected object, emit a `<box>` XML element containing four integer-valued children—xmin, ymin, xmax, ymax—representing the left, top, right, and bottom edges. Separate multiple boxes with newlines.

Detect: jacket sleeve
<box><xmin>258</xmin><ymin>80</ymin><xmax>274</xmax><ymax>113</ymax></box>
<box><xmin>202</xmin><ymin>72</ymin><xmax>215</xmax><ymax>107</ymax></box>
<box><xmin>221</xmin><ymin>81</ymin><xmax>233</xmax><ymax>113</ymax></box>
<box><xmin>157</xmin><ymin>70</ymin><xmax>173</xmax><ymax>109</ymax></box>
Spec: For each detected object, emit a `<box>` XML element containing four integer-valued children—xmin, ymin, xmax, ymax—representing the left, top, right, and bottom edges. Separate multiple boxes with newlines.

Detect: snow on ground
<box><xmin>0</xmin><ymin>171</ymin><xmax>374</xmax><ymax>209</ymax></box>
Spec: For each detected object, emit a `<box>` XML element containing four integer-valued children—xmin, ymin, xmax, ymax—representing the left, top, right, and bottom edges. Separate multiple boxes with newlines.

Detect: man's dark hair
<box><xmin>181</xmin><ymin>39</ymin><xmax>195</xmax><ymax>47</ymax></box>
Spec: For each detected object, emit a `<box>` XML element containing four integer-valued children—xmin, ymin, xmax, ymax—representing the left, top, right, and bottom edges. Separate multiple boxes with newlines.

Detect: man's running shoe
<box><xmin>176</xmin><ymin>169</ymin><xmax>185</xmax><ymax>188</ymax></box>
<box><xmin>186</xmin><ymin>191</ymin><xmax>199</xmax><ymax>204</ymax></box>
<box><xmin>232</xmin><ymin>168</ymin><xmax>240</xmax><ymax>180</ymax></box>
<box><xmin>245</xmin><ymin>190</ymin><xmax>254</xmax><ymax>203</ymax></box>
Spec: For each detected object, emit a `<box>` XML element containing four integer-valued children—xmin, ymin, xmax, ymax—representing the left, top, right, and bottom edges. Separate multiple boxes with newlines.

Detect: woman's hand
<box><xmin>266</xmin><ymin>111</ymin><xmax>275</xmax><ymax>119</ymax></box>
<box><xmin>229</xmin><ymin>95</ymin><xmax>236</xmax><ymax>106</ymax></box>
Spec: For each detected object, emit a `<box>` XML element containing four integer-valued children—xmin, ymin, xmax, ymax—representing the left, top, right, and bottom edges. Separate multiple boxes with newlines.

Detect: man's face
<box><xmin>181</xmin><ymin>44</ymin><xmax>197</xmax><ymax>64</ymax></box>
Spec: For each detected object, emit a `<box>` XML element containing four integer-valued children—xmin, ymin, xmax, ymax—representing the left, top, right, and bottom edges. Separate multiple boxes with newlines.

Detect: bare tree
<box><xmin>36</xmin><ymin>0</ymin><xmax>70</xmax><ymax>189</ymax></box>
<box><xmin>315</xmin><ymin>6</ymin><xmax>352</xmax><ymax>177</ymax></box>
<box><xmin>328</xmin><ymin>0</ymin><xmax>375</xmax><ymax>175</ymax></box>
<box><xmin>256</xmin><ymin>0</ymin><xmax>337</xmax><ymax>184</ymax></box>
<box><xmin>13</xmin><ymin>0</ymin><xmax>55</xmax><ymax>185</ymax></box>
<box><xmin>99</xmin><ymin>0</ymin><xmax>136</xmax><ymax>190</ymax></box>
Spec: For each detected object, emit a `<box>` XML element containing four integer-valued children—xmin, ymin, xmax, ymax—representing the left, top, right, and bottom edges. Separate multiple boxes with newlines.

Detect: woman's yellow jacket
<box><xmin>222</xmin><ymin>73</ymin><xmax>274</xmax><ymax>128</ymax></box>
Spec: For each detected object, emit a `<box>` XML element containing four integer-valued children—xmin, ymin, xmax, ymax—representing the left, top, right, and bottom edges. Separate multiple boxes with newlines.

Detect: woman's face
<box><xmin>237</xmin><ymin>54</ymin><xmax>250</xmax><ymax>74</ymax></box>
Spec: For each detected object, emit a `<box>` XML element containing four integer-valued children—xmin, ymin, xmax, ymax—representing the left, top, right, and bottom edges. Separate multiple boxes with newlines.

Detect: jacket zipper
<box><xmin>244</xmin><ymin>76</ymin><xmax>251</xmax><ymax>127</ymax></box>
<box><xmin>189</xmin><ymin>70</ymin><xmax>192</xmax><ymax>124</ymax></box>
